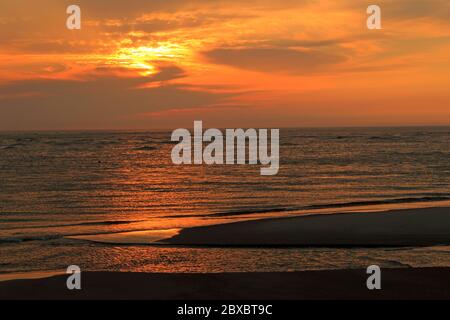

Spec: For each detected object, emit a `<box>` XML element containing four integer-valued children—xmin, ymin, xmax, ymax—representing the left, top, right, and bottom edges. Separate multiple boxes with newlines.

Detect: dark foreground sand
<box><xmin>164</xmin><ymin>207</ymin><xmax>450</xmax><ymax>246</ymax></box>
<box><xmin>1</xmin><ymin>268</ymin><xmax>449</xmax><ymax>300</ymax></box>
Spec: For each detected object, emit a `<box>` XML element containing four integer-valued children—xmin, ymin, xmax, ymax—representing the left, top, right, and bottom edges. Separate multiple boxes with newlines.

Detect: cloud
<box><xmin>339</xmin><ymin>0</ymin><xmax>450</xmax><ymax>22</ymax></box>
<box><xmin>74</xmin><ymin>0</ymin><xmax>310</xmax><ymax>18</ymax></box>
<box><xmin>146</xmin><ymin>64</ymin><xmax>186</xmax><ymax>82</ymax></box>
<box><xmin>0</xmin><ymin>62</ymin><xmax>69</xmax><ymax>75</ymax></box>
<box><xmin>381</xmin><ymin>0</ymin><xmax>450</xmax><ymax>21</ymax></box>
<box><xmin>253</xmin><ymin>39</ymin><xmax>347</xmax><ymax>48</ymax></box>
<box><xmin>203</xmin><ymin>48</ymin><xmax>347</xmax><ymax>74</ymax></box>
<box><xmin>100</xmin><ymin>12</ymin><xmax>257</xmax><ymax>35</ymax></box>
<box><xmin>7</xmin><ymin>40</ymin><xmax>100</xmax><ymax>54</ymax></box>
<box><xmin>0</xmin><ymin>66</ymin><xmax>234</xmax><ymax>130</ymax></box>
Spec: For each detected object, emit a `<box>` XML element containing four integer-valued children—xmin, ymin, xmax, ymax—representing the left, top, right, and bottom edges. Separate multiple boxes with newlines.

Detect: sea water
<box><xmin>1</xmin><ymin>127</ymin><xmax>449</xmax><ymax>274</ymax></box>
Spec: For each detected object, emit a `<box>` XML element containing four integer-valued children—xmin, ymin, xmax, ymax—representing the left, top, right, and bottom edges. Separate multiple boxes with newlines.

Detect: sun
<box><xmin>108</xmin><ymin>43</ymin><xmax>190</xmax><ymax>76</ymax></box>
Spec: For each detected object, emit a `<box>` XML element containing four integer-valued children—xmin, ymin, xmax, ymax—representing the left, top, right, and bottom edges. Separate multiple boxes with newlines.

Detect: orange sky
<box><xmin>0</xmin><ymin>0</ymin><xmax>449</xmax><ymax>130</ymax></box>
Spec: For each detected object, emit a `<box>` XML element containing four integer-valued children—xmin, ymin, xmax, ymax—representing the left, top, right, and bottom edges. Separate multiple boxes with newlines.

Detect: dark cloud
<box><xmin>101</xmin><ymin>12</ymin><xmax>257</xmax><ymax>35</ymax></box>
<box><xmin>88</xmin><ymin>64</ymin><xmax>186</xmax><ymax>82</ymax></box>
<box><xmin>0</xmin><ymin>67</ymin><xmax>233</xmax><ymax>130</ymax></box>
<box><xmin>257</xmin><ymin>39</ymin><xmax>346</xmax><ymax>48</ymax></box>
<box><xmin>0</xmin><ymin>62</ymin><xmax>69</xmax><ymax>75</ymax></box>
<box><xmin>147</xmin><ymin>64</ymin><xmax>186</xmax><ymax>82</ymax></box>
<box><xmin>75</xmin><ymin>0</ymin><xmax>310</xmax><ymax>18</ymax></box>
<box><xmin>381</xmin><ymin>0</ymin><xmax>450</xmax><ymax>21</ymax></box>
<box><xmin>343</xmin><ymin>0</ymin><xmax>450</xmax><ymax>22</ymax></box>
<box><xmin>203</xmin><ymin>48</ymin><xmax>347</xmax><ymax>74</ymax></box>
<box><xmin>8</xmin><ymin>40</ymin><xmax>102</xmax><ymax>54</ymax></box>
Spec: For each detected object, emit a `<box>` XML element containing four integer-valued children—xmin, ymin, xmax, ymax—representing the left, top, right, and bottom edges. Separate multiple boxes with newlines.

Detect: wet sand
<box><xmin>163</xmin><ymin>207</ymin><xmax>450</xmax><ymax>246</ymax></box>
<box><xmin>1</xmin><ymin>268</ymin><xmax>449</xmax><ymax>300</ymax></box>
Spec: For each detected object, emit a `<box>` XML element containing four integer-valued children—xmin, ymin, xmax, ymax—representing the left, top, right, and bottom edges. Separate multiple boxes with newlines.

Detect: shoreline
<box><xmin>0</xmin><ymin>271</ymin><xmax>64</xmax><ymax>282</ymax></box>
<box><xmin>2</xmin><ymin>206</ymin><xmax>449</xmax><ymax>299</ymax></box>
<box><xmin>1</xmin><ymin>267</ymin><xmax>449</xmax><ymax>300</ymax></box>
<box><xmin>161</xmin><ymin>206</ymin><xmax>450</xmax><ymax>246</ymax></box>
<box><xmin>64</xmin><ymin>204</ymin><xmax>450</xmax><ymax>247</ymax></box>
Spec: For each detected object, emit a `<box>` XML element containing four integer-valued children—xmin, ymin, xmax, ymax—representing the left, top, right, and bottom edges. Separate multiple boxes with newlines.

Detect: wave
<box><xmin>0</xmin><ymin>226</ymin><xmax>163</xmax><ymax>244</ymax></box>
<box><xmin>0</xmin><ymin>143</ymin><xmax>25</xmax><ymax>150</ymax></box>
<box><xmin>2</xmin><ymin>196</ymin><xmax>449</xmax><ymax>245</ymax></box>
<box><xmin>134</xmin><ymin>146</ymin><xmax>157</xmax><ymax>151</ymax></box>
<box><xmin>0</xmin><ymin>220</ymin><xmax>136</xmax><ymax>231</ymax></box>
<box><xmin>0</xmin><ymin>234</ymin><xmax>63</xmax><ymax>243</ymax></box>
<box><xmin>303</xmin><ymin>195</ymin><xmax>450</xmax><ymax>209</ymax></box>
<box><xmin>154</xmin><ymin>140</ymin><xmax>178</xmax><ymax>145</ymax></box>
<box><xmin>181</xmin><ymin>195</ymin><xmax>450</xmax><ymax>218</ymax></box>
<box><xmin>368</xmin><ymin>135</ymin><xmax>400</xmax><ymax>141</ymax></box>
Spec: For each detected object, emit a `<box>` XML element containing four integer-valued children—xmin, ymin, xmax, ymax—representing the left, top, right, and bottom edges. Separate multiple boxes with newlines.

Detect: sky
<box><xmin>0</xmin><ymin>0</ymin><xmax>449</xmax><ymax>130</ymax></box>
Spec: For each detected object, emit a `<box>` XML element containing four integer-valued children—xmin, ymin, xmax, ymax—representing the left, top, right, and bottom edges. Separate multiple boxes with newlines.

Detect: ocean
<box><xmin>1</xmin><ymin>127</ymin><xmax>450</xmax><ymax>274</ymax></box>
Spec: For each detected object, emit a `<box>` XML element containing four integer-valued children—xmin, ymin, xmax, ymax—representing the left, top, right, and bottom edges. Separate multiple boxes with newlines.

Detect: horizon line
<box><xmin>1</xmin><ymin>124</ymin><xmax>450</xmax><ymax>133</ymax></box>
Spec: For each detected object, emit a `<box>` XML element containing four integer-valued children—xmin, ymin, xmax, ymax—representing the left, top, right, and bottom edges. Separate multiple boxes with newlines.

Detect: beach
<box><xmin>162</xmin><ymin>207</ymin><xmax>450</xmax><ymax>246</ymax></box>
<box><xmin>1</xmin><ymin>206</ymin><xmax>450</xmax><ymax>299</ymax></box>
<box><xmin>1</xmin><ymin>267</ymin><xmax>449</xmax><ymax>300</ymax></box>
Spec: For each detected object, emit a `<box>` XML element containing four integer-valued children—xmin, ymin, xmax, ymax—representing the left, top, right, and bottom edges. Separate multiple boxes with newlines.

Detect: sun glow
<box><xmin>108</xmin><ymin>43</ymin><xmax>191</xmax><ymax>76</ymax></box>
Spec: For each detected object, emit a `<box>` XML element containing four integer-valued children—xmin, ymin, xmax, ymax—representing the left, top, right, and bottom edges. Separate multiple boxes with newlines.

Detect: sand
<box><xmin>163</xmin><ymin>207</ymin><xmax>450</xmax><ymax>246</ymax></box>
<box><xmin>2</xmin><ymin>206</ymin><xmax>449</xmax><ymax>299</ymax></box>
<box><xmin>0</xmin><ymin>268</ymin><xmax>449</xmax><ymax>300</ymax></box>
